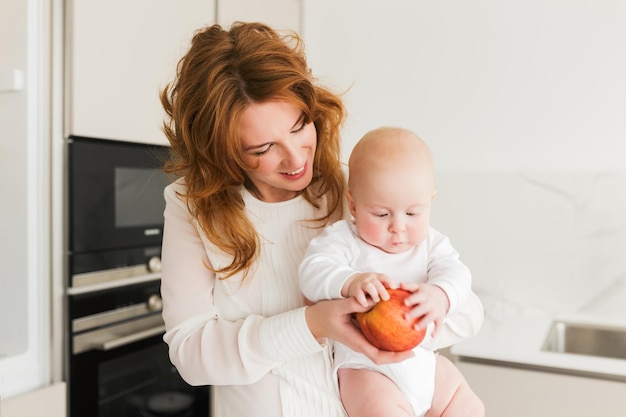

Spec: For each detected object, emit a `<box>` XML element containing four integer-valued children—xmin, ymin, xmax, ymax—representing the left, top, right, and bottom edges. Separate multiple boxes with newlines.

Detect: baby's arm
<box><xmin>423</xmin><ymin>291</ymin><xmax>484</xmax><ymax>350</ymax></box>
<box><xmin>299</xmin><ymin>221</ymin><xmax>364</xmax><ymax>302</ymax></box>
<box><xmin>426</xmin><ymin>230</ymin><xmax>472</xmax><ymax>315</ymax></box>
<box><xmin>400</xmin><ymin>282</ymin><xmax>449</xmax><ymax>334</ymax></box>
<box><xmin>405</xmin><ymin>229</ymin><xmax>472</xmax><ymax>336</ymax></box>
<box><xmin>398</xmin><ymin>229</ymin><xmax>482</xmax><ymax>350</ymax></box>
<box><xmin>342</xmin><ymin>272</ymin><xmax>395</xmax><ymax>307</ymax></box>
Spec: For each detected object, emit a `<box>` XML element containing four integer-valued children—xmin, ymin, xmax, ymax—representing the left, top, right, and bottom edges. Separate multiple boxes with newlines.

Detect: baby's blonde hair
<box><xmin>348</xmin><ymin>126</ymin><xmax>434</xmax><ymax>194</ymax></box>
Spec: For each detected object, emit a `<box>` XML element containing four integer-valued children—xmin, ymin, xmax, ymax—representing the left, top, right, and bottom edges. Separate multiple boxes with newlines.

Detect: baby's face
<box><xmin>348</xmin><ymin>165</ymin><xmax>434</xmax><ymax>254</ymax></box>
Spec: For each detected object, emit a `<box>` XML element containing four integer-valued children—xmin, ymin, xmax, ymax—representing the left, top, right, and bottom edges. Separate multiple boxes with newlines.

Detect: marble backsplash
<box><xmin>431</xmin><ymin>172</ymin><xmax>626</xmax><ymax>325</ymax></box>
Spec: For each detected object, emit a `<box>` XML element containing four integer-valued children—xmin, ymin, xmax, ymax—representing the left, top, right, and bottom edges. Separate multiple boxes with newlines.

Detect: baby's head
<box><xmin>347</xmin><ymin>127</ymin><xmax>436</xmax><ymax>254</ymax></box>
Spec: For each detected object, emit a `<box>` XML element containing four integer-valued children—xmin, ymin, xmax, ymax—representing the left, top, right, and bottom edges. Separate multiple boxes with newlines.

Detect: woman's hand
<box><xmin>305</xmin><ymin>297</ymin><xmax>414</xmax><ymax>365</ymax></box>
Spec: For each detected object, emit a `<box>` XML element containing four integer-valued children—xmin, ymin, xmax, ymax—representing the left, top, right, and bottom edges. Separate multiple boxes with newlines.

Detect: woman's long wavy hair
<box><xmin>160</xmin><ymin>22</ymin><xmax>346</xmax><ymax>279</ymax></box>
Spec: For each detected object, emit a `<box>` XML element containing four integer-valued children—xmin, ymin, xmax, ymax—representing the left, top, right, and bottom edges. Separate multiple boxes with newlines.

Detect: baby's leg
<box><xmin>425</xmin><ymin>355</ymin><xmax>485</xmax><ymax>417</ymax></box>
<box><xmin>338</xmin><ymin>368</ymin><xmax>413</xmax><ymax>417</ymax></box>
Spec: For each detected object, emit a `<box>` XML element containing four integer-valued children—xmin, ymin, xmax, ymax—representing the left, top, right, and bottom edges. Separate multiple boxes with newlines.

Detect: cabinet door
<box><xmin>68</xmin><ymin>0</ymin><xmax>215</xmax><ymax>145</ymax></box>
<box><xmin>217</xmin><ymin>0</ymin><xmax>301</xmax><ymax>33</ymax></box>
<box><xmin>457</xmin><ymin>361</ymin><xmax>626</xmax><ymax>417</ymax></box>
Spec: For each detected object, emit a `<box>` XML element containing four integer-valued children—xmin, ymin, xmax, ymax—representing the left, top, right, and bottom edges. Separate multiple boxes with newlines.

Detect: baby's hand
<box><xmin>343</xmin><ymin>272</ymin><xmax>396</xmax><ymax>307</ymax></box>
<box><xmin>400</xmin><ymin>282</ymin><xmax>450</xmax><ymax>335</ymax></box>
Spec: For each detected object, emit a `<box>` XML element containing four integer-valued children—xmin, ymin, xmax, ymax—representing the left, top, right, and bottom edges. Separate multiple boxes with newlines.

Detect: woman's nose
<box><xmin>281</xmin><ymin>142</ymin><xmax>304</xmax><ymax>166</ymax></box>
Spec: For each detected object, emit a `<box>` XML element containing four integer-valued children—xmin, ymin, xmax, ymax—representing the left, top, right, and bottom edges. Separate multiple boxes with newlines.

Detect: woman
<box><xmin>159</xmin><ymin>22</ymin><xmax>483</xmax><ymax>416</ymax></box>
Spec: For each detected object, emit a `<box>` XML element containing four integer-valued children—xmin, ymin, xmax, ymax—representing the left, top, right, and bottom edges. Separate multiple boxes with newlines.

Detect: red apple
<box><xmin>355</xmin><ymin>288</ymin><xmax>426</xmax><ymax>352</ymax></box>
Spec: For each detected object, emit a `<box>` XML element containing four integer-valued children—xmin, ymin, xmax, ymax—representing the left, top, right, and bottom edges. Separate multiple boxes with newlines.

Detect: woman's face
<box><xmin>239</xmin><ymin>100</ymin><xmax>317</xmax><ymax>202</ymax></box>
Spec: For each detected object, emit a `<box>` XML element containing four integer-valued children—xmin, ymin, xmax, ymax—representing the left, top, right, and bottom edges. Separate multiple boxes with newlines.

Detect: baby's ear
<box><xmin>346</xmin><ymin>190</ymin><xmax>357</xmax><ymax>216</ymax></box>
<box><xmin>431</xmin><ymin>190</ymin><xmax>438</xmax><ymax>201</ymax></box>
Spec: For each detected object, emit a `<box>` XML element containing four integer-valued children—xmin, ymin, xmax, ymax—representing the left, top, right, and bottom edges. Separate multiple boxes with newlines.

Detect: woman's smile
<box><xmin>282</xmin><ymin>163</ymin><xmax>306</xmax><ymax>178</ymax></box>
<box><xmin>239</xmin><ymin>100</ymin><xmax>317</xmax><ymax>202</ymax></box>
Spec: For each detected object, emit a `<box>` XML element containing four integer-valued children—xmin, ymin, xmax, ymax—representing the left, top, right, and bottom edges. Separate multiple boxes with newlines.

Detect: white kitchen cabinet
<box><xmin>457</xmin><ymin>361</ymin><xmax>626</xmax><ymax>417</ymax></box>
<box><xmin>217</xmin><ymin>0</ymin><xmax>301</xmax><ymax>34</ymax></box>
<box><xmin>67</xmin><ymin>0</ymin><xmax>215</xmax><ymax>145</ymax></box>
<box><xmin>1</xmin><ymin>383</ymin><xmax>66</xmax><ymax>417</ymax></box>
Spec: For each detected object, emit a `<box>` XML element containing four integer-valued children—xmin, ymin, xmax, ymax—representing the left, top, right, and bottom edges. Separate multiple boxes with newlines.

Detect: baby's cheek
<box><xmin>359</xmin><ymin>223</ymin><xmax>387</xmax><ymax>246</ymax></box>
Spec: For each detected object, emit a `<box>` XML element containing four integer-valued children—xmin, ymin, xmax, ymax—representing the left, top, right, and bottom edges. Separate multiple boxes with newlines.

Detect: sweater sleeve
<box><xmin>298</xmin><ymin>221</ymin><xmax>359</xmax><ymax>302</ymax></box>
<box><xmin>160</xmin><ymin>183</ymin><xmax>323</xmax><ymax>386</ymax></box>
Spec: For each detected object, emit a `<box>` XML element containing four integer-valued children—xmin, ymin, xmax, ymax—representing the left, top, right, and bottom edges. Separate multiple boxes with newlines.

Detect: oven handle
<box><xmin>95</xmin><ymin>325</ymin><xmax>166</xmax><ymax>351</ymax></box>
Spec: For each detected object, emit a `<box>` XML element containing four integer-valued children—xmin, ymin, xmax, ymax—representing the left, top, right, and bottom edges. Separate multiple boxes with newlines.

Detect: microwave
<box><xmin>68</xmin><ymin>136</ymin><xmax>171</xmax><ymax>289</ymax></box>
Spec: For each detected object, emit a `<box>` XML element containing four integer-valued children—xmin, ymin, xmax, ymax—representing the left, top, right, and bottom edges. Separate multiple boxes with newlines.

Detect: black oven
<box><xmin>68</xmin><ymin>136</ymin><xmax>171</xmax><ymax>289</ymax></box>
<box><xmin>68</xmin><ymin>280</ymin><xmax>209</xmax><ymax>417</ymax></box>
<box><xmin>66</xmin><ymin>136</ymin><xmax>210</xmax><ymax>417</ymax></box>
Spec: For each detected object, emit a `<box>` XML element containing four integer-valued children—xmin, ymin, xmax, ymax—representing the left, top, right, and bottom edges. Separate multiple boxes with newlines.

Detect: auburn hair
<box><xmin>160</xmin><ymin>22</ymin><xmax>346</xmax><ymax>279</ymax></box>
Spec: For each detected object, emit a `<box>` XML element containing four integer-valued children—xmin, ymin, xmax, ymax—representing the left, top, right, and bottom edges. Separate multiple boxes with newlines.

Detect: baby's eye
<box><xmin>406</xmin><ymin>212</ymin><xmax>417</xmax><ymax>217</ymax></box>
<box><xmin>374</xmin><ymin>212</ymin><xmax>388</xmax><ymax>218</ymax></box>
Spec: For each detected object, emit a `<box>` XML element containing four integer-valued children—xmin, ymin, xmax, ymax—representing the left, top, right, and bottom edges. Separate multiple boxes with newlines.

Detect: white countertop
<box><xmin>451</xmin><ymin>305</ymin><xmax>626</xmax><ymax>380</ymax></box>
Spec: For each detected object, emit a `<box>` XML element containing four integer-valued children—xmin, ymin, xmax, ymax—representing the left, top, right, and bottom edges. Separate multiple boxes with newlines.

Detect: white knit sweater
<box><xmin>161</xmin><ymin>182</ymin><xmax>346</xmax><ymax>417</ymax></box>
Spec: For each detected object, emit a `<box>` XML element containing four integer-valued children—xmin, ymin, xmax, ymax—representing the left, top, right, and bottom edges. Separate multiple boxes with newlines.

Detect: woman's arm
<box><xmin>305</xmin><ymin>297</ymin><xmax>415</xmax><ymax>365</ymax></box>
<box><xmin>161</xmin><ymin>183</ymin><xmax>324</xmax><ymax>386</ymax></box>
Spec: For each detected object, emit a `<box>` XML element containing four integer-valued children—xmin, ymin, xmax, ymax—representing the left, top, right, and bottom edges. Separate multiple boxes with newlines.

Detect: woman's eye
<box><xmin>252</xmin><ymin>144</ymin><xmax>273</xmax><ymax>156</ymax></box>
<box><xmin>291</xmin><ymin>121</ymin><xmax>307</xmax><ymax>134</ymax></box>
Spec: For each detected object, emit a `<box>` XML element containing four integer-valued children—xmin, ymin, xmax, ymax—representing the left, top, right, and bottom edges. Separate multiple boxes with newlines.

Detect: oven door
<box><xmin>70</xmin><ymin>334</ymin><xmax>210</xmax><ymax>417</ymax></box>
<box><xmin>68</xmin><ymin>280</ymin><xmax>209</xmax><ymax>417</ymax></box>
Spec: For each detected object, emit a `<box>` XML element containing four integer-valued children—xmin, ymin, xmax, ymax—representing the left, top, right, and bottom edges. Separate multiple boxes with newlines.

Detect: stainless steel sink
<box><xmin>542</xmin><ymin>320</ymin><xmax>626</xmax><ymax>360</ymax></box>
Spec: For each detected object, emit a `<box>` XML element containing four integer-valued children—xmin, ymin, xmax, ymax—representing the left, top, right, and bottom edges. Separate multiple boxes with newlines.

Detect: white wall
<box><xmin>302</xmin><ymin>0</ymin><xmax>626</xmax><ymax>351</ymax></box>
<box><xmin>303</xmin><ymin>0</ymin><xmax>626</xmax><ymax>171</ymax></box>
<box><xmin>217</xmin><ymin>0</ymin><xmax>301</xmax><ymax>33</ymax></box>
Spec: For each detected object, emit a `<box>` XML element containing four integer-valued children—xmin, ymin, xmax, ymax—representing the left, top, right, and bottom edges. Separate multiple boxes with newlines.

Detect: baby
<box><xmin>299</xmin><ymin>127</ymin><xmax>483</xmax><ymax>417</ymax></box>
